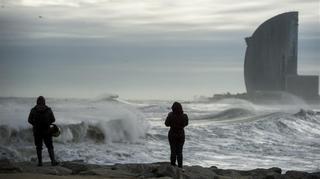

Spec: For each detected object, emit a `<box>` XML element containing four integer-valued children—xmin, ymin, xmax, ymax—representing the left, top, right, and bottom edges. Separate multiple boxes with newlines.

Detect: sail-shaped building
<box><xmin>244</xmin><ymin>12</ymin><xmax>319</xmax><ymax>100</ymax></box>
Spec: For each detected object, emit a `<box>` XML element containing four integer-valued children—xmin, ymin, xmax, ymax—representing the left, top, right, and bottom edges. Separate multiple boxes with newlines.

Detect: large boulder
<box><xmin>152</xmin><ymin>163</ymin><xmax>179</xmax><ymax>177</ymax></box>
<box><xmin>182</xmin><ymin>165</ymin><xmax>218</xmax><ymax>179</ymax></box>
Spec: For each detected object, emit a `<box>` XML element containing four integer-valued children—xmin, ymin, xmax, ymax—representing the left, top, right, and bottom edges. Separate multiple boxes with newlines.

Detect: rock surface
<box><xmin>0</xmin><ymin>159</ymin><xmax>319</xmax><ymax>179</ymax></box>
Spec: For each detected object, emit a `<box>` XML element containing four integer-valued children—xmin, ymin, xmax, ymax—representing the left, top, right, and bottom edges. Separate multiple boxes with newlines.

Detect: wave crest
<box><xmin>192</xmin><ymin>108</ymin><xmax>254</xmax><ymax>120</ymax></box>
<box><xmin>58</xmin><ymin>118</ymin><xmax>148</xmax><ymax>143</ymax></box>
<box><xmin>0</xmin><ymin>118</ymin><xmax>148</xmax><ymax>145</ymax></box>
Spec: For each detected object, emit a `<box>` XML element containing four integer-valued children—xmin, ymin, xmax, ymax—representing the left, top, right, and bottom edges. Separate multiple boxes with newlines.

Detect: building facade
<box><xmin>244</xmin><ymin>12</ymin><xmax>319</xmax><ymax>100</ymax></box>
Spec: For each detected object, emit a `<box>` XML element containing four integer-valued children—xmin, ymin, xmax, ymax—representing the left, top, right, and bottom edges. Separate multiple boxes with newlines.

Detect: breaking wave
<box><xmin>0</xmin><ymin>119</ymin><xmax>147</xmax><ymax>146</ymax></box>
<box><xmin>58</xmin><ymin>118</ymin><xmax>147</xmax><ymax>143</ymax></box>
<box><xmin>239</xmin><ymin>111</ymin><xmax>320</xmax><ymax>139</ymax></box>
<box><xmin>192</xmin><ymin>108</ymin><xmax>254</xmax><ymax>120</ymax></box>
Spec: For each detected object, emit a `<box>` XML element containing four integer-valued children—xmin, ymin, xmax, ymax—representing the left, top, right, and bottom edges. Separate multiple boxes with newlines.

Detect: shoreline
<box><xmin>1</xmin><ymin>159</ymin><xmax>319</xmax><ymax>179</ymax></box>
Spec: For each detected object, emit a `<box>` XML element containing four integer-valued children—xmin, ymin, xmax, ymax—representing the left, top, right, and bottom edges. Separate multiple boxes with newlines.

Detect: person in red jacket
<box><xmin>165</xmin><ymin>102</ymin><xmax>189</xmax><ymax>168</ymax></box>
<box><xmin>28</xmin><ymin>96</ymin><xmax>58</xmax><ymax>166</ymax></box>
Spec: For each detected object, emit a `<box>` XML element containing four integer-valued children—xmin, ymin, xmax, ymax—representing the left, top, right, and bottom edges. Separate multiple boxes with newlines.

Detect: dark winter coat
<box><xmin>28</xmin><ymin>105</ymin><xmax>55</xmax><ymax>134</ymax></box>
<box><xmin>165</xmin><ymin>112</ymin><xmax>188</xmax><ymax>140</ymax></box>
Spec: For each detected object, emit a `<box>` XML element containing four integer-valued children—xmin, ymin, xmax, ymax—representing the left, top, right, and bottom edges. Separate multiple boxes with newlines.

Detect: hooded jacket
<box><xmin>165</xmin><ymin>102</ymin><xmax>188</xmax><ymax>139</ymax></box>
<box><xmin>28</xmin><ymin>104</ymin><xmax>55</xmax><ymax>134</ymax></box>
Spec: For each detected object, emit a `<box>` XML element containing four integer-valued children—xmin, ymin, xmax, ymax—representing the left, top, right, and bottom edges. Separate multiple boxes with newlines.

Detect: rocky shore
<box><xmin>0</xmin><ymin>159</ymin><xmax>319</xmax><ymax>179</ymax></box>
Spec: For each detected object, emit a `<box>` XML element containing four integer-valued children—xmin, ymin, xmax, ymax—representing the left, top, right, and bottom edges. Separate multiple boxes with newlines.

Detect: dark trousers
<box><xmin>34</xmin><ymin>132</ymin><xmax>55</xmax><ymax>165</ymax></box>
<box><xmin>34</xmin><ymin>132</ymin><xmax>53</xmax><ymax>150</ymax></box>
<box><xmin>169</xmin><ymin>135</ymin><xmax>184</xmax><ymax>168</ymax></box>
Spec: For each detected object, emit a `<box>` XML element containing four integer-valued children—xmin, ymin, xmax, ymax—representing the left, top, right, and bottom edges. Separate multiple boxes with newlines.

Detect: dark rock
<box><xmin>16</xmin><ymin>162</ymin><xmax>72</xmax><ymax>175</ymax></box>
<box><xmin>113</xmin><ymin>162</ymin><xmax>177</xmax><ymax>178</ymax></box>
<box><xmin>238</xmin><ymin>168</ymin><xmax>282</xmax><ymax>178</ymax></box>
<box><xmin>310</xmin><ymin>172</ymin><xmax>320</xmax><ymax>179</ymax></box>
<box><xmin>284</xmin><ymin>170</ymin><xmax>320</xmax><ymax>179</ymax></box>
<box><xmin>114</xmin><ymin>162</ymin><xmax>160</xmax><ymax>175</ymax></box>
<box><xmin>1</xmin><ymin>160</ymin><xmax>319</xmax><ymax>179</ymax></box>
<box><xmin>153</xmin><ymin>164</ymin><xmax>177</xmax><ymax>177</ymax></box>
<box><xmin>264</xmin><ymin>175</ymin><xmax>277</xmax><ymax>179</ymax></box>
<box><xmin>0</xmin><ymin>159</ymin><xmax>22</xmax><ymax>173</ymax></box>
<box><xmin>182</xmin><ymin>165</ymin><xmax>218</xmax><ymax>179</ymax></box>
<box><xmin>211</xmin><ymin>167</ymin><xmax>283</xmax><ymax>179</ymax></box>
<box><xmin>269</xmin><ymin>167</ymin><xmax>282</xmax><ymax>174</ymax></box>
<box><xmin>111</xmin><ymin>163</ymin><xmax>157</xmax><ymax>178</ymax></box>
<box><xmin>80</xmin><ymin>167</ymin><xmax>139</xmax><ymax>178</ymax></box>
<box><xmin>60</xmin><ymin>161</ymin><xmax>100</xmax><ymax>174</ymax></box>
<box><xmin>210</xmin><ymin>168</ymin><xmax>242</xmax><ymax>177</ymax></box>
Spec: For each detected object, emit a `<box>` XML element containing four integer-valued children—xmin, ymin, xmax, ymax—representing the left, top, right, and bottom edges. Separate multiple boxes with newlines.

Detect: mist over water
<box><xmin>0</xmin><ymin>96</ymin><xmax>319</xmax><ymax>172</ymax></box>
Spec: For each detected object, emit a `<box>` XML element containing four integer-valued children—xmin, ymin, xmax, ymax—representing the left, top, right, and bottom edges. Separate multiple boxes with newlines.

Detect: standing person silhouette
<box><xmin>28</xmin><ymin>96</ymin><xmax>59</xmax><ymax>166</ymax></box>
<box><xmin>165</xmin><ymin>102</ymin><xmax>188</xmax><ymax>169</ymax></box>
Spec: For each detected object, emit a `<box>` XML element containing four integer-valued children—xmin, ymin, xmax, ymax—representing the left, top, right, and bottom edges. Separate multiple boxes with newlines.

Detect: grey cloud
<box><xmin>287</xmin><ymin>0</ymin><xmax>319</xmax><ymax>3</ymax></box>
<box><xmin>1</xmin><ymin>0</ymin><xmax>318</xmax><ymax>41</ymax></box>
<box><xmin>216</xmin><ymin>3</ymin><xmax>276</xmax><ymax>15</ymax></box>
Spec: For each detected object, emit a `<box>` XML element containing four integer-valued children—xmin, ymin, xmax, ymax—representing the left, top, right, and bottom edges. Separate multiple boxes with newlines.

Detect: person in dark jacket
<box><xmin>165</xmin><ymin>102</ymin><xmax>188</xmax><ymax>168</ymax></box>
<box><xmin>28</xmin><ymin>96</ymin><xmax>58</xmax><ymax>166</ymax></box>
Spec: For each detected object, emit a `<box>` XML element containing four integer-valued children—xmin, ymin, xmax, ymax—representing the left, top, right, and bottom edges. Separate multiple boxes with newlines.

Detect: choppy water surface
<box><xmin>0</xmin><ymin>97</ymin><xmax>319</xmax><ymax>172</ymax></box>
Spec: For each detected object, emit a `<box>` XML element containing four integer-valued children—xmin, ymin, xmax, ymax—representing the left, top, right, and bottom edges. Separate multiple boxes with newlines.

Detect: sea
<box><xmin>0</xmin><ymin>96</ymin><xmax>319</xmax><ymax>172</ymax></box>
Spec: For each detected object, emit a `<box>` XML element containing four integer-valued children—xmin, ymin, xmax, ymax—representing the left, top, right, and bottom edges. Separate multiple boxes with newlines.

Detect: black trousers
<box><xmin>34</xmin><ymin>132</ymin><xmax>53</xmax><ymax>150</ymax></box>
<box><xmin>168</xmin><ymin>134</ymin><xmax>185</xmax><ymax>168</ymax></box>
<box><xmin>33</xmin><ymin>129</ymin><xmax>57</xmax><ymax>165</ymax></box>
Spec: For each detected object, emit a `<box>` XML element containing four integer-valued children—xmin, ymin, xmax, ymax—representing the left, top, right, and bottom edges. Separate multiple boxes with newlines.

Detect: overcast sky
<box><xmin>0</xmin><ymin>0</ymin><xmax>319</xmax><ymax>100</ymax></box>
